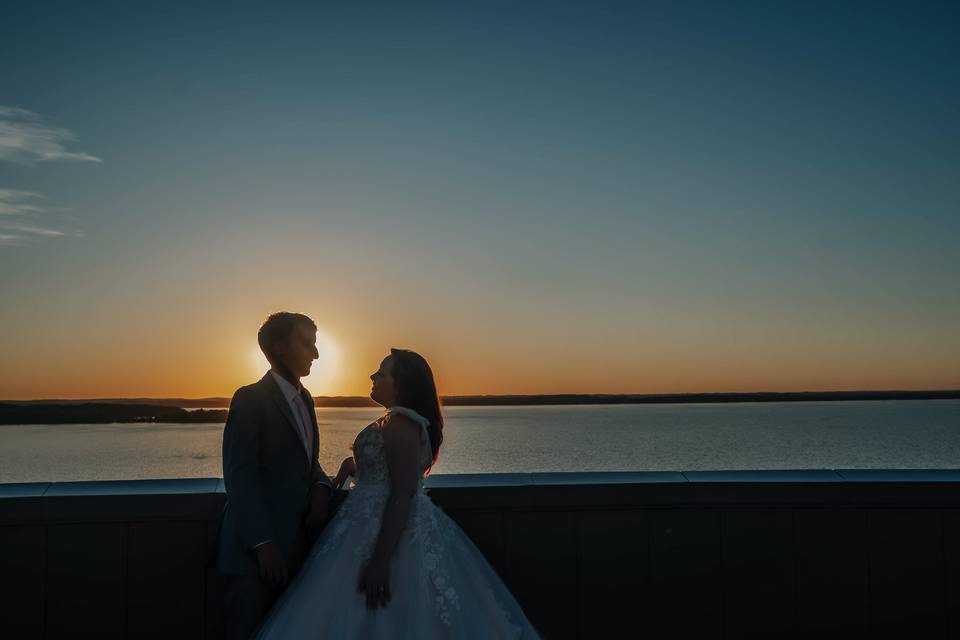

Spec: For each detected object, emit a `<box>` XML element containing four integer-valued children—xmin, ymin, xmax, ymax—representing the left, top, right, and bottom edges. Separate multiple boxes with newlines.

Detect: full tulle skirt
<box><xmin>256</xmin><ymin>486</ymin><xmax>540</xmax><ymax>639</ymax></box>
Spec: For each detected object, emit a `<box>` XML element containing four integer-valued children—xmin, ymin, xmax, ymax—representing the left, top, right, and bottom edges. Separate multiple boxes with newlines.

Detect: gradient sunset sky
<box><xmin>1</xmin><ymin>1</ymin><xmax>958</xmax><ymax>399</ymax></box>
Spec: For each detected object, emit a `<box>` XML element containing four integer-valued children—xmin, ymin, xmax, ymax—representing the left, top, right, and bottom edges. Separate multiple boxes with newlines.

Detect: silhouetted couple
<box><xmin>216</xmin><ymin>312</ymin><xmax>538</xmax><ymax>638</ymax></box>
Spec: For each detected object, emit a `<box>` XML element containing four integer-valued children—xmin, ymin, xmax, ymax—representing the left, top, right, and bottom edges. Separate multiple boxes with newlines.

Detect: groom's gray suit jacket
<box><xmin>217</xmin><ymin>371</ymin><xmax>333</xmax><ymax>576</ymax></box>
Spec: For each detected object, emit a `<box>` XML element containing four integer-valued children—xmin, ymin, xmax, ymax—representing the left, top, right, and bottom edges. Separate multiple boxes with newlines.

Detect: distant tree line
<box><xmin>0</xmin><ymin>403</ymin><xmax>227</xmax><ymax>425</ymax></box>
<box><xmin>1</xmin><ymin>390</ymin><xmax>956</xmax><ymax>424</ymax></box>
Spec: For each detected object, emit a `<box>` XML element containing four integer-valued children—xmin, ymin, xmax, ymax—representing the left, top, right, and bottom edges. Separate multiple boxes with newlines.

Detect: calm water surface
<box><xmin>1</xmin><ymin>400</ymin><xmax>958</xmax><ymax>483</ymax></box>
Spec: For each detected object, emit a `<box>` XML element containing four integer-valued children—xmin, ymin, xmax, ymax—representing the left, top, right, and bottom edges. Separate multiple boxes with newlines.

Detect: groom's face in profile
<box><xmin>272</xmin><ymin>322</ymin><xmax>319</xmax><ymax>379</ymax></box>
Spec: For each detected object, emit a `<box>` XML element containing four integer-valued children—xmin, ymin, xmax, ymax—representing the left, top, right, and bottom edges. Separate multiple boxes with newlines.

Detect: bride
<box><xmin>256</xmin><ymin>348</ymin><xmax>540</xmax><ymax>638</ymax></box>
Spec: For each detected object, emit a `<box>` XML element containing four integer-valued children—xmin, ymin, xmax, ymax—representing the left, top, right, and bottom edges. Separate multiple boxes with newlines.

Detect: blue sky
<box><xmin>1</xmin><ymin>1</ymin><xmax>958</xmax><ymax>397</ymax></box>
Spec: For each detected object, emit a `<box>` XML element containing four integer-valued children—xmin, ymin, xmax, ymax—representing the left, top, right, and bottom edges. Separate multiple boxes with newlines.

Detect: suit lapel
<box><xmin>261</xmin><ymin>372</ymin><xmax>309</xmax><ymax>466</ymax></box>
<box><xmin>300</xmin><ymin>386</ymin><xmax>320</xmax><ymax>462</ymax></box>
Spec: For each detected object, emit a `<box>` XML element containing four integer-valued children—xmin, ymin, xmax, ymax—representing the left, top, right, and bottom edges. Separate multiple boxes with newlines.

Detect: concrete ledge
<box><xmin>5</xmin><ymin>469</ymin><xmax>960</xmax><ymax>501</ymax></box>
<box><xmin>837</xmin><ymin>469</ymin><xmax>960</xmax><ymax>482</ymax></box>
<box><xmin>2</xmin><ymin>470</ymin><xmax>960</xmax><ymax>517</ymax></box>
<box><xmin>43</xmin><ymin>478</ymin><xmax>221</xmax><ymax>496</ymax></box>
<box><xmin>0</xmin><ymin>482</ymin><xmax>49</xmax><ymax>523</ymax></box>
<box><xmin>683</xmin><ymin>469</ymin><xmax>844</xmax><ymax>482</ymax></box>
<box><xmin>0</xmin><ymin>478</ymin><xmax>260</xmax><ymax>525</ymax></box>
<box><xmin>531</xmin><ymin>471</ymin><xmax>686</xmax><ymax>485</ymax></box>
<box><xmin>0</xmin><ymin>482</ymin><xmax>51</xmax><ymax>498</ymax></box>
<box><xmin>424</xmin><ymin>472</ymin><xmax>533</xmax><ymax>488</ymax></box>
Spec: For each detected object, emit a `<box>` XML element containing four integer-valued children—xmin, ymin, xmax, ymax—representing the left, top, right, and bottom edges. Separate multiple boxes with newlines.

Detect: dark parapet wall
<box><xmin>3</xmin><ymin>471</ymin><xmax>960</xmax><ymax>638</ymax></box>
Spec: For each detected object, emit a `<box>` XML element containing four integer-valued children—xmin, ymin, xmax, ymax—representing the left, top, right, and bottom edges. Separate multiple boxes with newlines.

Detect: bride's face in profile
<box><xmin>370</xmin><ymin>356</ymin><xmax>399</xmax><ymax>408</ymax></box>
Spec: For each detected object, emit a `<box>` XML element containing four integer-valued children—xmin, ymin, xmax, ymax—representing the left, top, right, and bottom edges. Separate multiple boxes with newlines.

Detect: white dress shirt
<box><xmin>270</xmin><ymin>369</ymin><xmax>315</xmax><ymax>461</ymax></box>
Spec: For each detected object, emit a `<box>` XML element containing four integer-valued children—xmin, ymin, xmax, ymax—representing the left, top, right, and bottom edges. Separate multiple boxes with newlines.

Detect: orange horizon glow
<box><xmin>1</xmin><ymin>311</ymin><xmax>957</xmax><ymax>400</ymax></box>
<box><xmin>2</xmin><ymin>236</ymin><xmax>958</xmax><ymax>402</ymax></box>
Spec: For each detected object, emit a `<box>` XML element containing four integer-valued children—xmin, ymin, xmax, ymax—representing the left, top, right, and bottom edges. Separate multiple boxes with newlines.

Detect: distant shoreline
<box><xmin>1</xmin><ymin>390</ymin><xmax>957</xmax><ymax>425</ymax></box>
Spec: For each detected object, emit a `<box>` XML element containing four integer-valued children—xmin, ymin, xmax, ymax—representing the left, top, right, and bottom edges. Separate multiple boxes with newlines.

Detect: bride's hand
<box><xmin>357</xmin><ymin>559</ymin><xmax>391</xmax><ymax>609</ymax></box>
<box><xmin>335</xmin><ymin>456</ymin><xmax>356</xmax><ymax>486</ymax></box>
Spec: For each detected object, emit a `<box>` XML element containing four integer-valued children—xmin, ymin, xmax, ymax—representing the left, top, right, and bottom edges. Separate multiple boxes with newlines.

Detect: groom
<box><xmin>217</xmin><ymin>312</ymin><xmax>335</xmax><ymax>640</ymax></box>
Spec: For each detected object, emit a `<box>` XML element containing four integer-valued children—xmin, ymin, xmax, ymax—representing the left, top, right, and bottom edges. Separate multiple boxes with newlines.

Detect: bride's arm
<box><xmin>371</xmin><ymin>414</ymin><xmax>422</xmax><ymax>562</ymax></box>
<box><xmin>358</xmin><ymin>414</ymin><xmax>422</xmax><ymax>607</ymax></box>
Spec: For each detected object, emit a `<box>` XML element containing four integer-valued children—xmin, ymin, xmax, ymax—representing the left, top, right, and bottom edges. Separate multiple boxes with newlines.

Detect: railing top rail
<box><xmin>3</xmin><ymin>469</ymin><xmax>960</xmax><ymax>499</ymax></box>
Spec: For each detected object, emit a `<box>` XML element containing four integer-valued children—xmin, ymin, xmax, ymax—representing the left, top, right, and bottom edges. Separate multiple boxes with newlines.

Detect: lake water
<box><xmin>1</xmin><ymin>400</ymin><xmax>959</xmax><ymax>483</ymax></box>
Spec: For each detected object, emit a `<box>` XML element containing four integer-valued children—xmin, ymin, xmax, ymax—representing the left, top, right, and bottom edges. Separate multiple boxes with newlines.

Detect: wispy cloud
<box><xmin>0</xmin><ymin>189</ymin><xmax>45</xmax><ymax>215</ymax></box>
<box><xmin>0</xmin><ymin>215</ymin><xmax>78</xmax><ymax>246</ymax></box>
<box><xmin>0</xmin><ymin>106</ymin><xmax>101</xmax><ymax>164</ymax></box>
<box><xmin>0</xmin><ymin>190</ymin><xmax>79</xmax><ymax>246</ymax></box>
<box><xmin>0</xmin><ymin>107</ymin><xmax>99</xmax><ymax>247</ymax></box>
<box><xmin>0</xmin><ymin>223</ymin><xmax>66</xmax><ymax>237</ymax></box>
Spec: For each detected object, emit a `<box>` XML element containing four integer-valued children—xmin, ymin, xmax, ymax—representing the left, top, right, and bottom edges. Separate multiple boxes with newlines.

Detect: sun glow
<box><xmin>250</xmin><ymin>330</ymin><xmax>340</xmax><ymax>395</ymax></box>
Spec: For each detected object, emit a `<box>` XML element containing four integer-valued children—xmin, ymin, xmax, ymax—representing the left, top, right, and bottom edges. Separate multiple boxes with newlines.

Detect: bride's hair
<box><xmin>390</xmin><ymin>348</ymin><xmax>444</xmax><ymax>469</ymax></box>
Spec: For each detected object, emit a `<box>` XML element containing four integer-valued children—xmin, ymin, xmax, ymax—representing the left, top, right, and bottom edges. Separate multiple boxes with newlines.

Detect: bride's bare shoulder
<box><xmin>382</xmin><ymin>412</ymin><xmax>421</xmax><ymax>443</ymax></box>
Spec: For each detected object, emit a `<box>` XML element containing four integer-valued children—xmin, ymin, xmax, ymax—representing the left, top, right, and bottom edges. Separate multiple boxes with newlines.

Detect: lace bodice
<box><xmin>352</xmin><ymin>406</ymin><xmax>434</xmax><ymax>489</ymax></box>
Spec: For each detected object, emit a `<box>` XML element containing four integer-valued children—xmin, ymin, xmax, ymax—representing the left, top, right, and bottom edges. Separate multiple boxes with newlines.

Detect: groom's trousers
<box><xmin>222</xmin><ymin>574</ymin><xmax>278</xmax><ymax>640</ymax></box>
<box><xmin>221</xmin><ymin>529</ymin><xmax>310</xmax><ymax>640</ymax></box>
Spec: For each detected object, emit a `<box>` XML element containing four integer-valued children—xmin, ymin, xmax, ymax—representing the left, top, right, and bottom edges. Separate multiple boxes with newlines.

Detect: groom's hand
<box><xmin>255</xmin><ymin>542</ymin><xmax>288</xmax><ymax>589</ymax></box>
<box><xmin>304</xmin><ymin>486</ymin><xmax>330</xmax><ymax>529</ymax></box>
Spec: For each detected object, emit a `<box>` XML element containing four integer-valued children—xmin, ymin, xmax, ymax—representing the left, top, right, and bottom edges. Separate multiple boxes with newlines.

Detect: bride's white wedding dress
<box><xmin>256</xmin><ymin>406</ymin><xmax>540</xmax><ymax>639</ymax></box>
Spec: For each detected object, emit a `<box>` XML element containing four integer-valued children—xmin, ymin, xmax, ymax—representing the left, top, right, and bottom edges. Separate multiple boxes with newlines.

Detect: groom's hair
<box><xmin>258</xmin><ymin>312</ymin><xmax>317</xmax><ymax>364</ymax></box>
